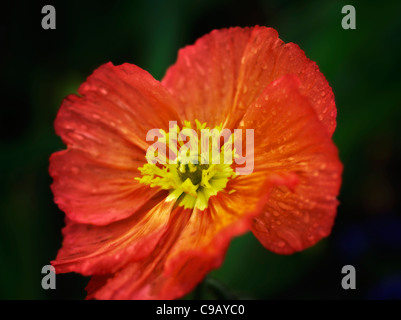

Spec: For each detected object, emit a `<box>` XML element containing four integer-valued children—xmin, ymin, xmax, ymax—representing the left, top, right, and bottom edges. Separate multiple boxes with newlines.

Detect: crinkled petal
<box><xmin>57</xmin><ymin>62</ymin><xmax>181</xmax><ymax>152</ymax></box>
<box><xmin>162</xmin><ymin>26</ymin><xmax>335</xmax><ymax>134</ymax></box>
<box><xmin>52</xmin><ymin>193</ymin><xmax>171</xmax><ymax>275</ymax></box>
<box><xmin>50</xmin><ymin>62</ymin><xmax>181</xmax><ymax>225</ymax></box>
<box><xmin>50</xmin><ymin>149</ymin><xmax>160</xmax><ymax>225</ymax></box>
<box><xmin>86</xmin><ymin>173</ymin><xmax>286</xmax><ymax>299</ymax></box>
<box><xmin>238</xmin><ymin>74</ymin><xmax>342</xmax><ymax>254</ymax></box>
<box><xmin>85</xmin><ymin>206</ymin><xmax>190</xmax><ymax>300</ymax></box>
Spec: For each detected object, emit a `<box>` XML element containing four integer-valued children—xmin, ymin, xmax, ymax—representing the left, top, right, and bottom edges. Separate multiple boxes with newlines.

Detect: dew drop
<box><xmin>293</xmin><ymin>210</ymin><xmax>301</xmax><ymax>216</ymax></box>
<box><xmin>69</xmin><ymin>132</ymin><xmax>84</xmax><ymax>141</ymax></box>
<box><xmin>276</xmin><ymin>229</ymin><xmax>302</xmax><ymax>250</ymax></box>
<box><xmin>185</xmin><ymin>57</ymin><xmax>192</xmax><ymax>67</ymax></box>
<box><xmin>278</xmin><ymin>241</ymin><xmax>286</xmax><ymax>248</ymax></box>
<box><xmin>196</xmin><ymin>63</ymin><xmax>205</xmax><ymax>76</ymax></box>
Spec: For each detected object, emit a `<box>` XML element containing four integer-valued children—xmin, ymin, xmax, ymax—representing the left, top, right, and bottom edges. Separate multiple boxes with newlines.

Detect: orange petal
<box><xmin>50</xmin><ymin>62</ymin><xmax>181</xmax><ymax>225</ymax></box>
<box><xmin>86</xmin><ymin>206</ymin><xmax>191</xmax><ymax>300</ymax></box>
<box><xmin>86</xmin><ymin>174</ymin><xmax>276</xmax><ymax>299</ymax></box>
<box><xmin>50</xmin><ymin>149</ymin><xmax>160</xmax><ymax>225</ymax></box>
<box><xmin>162</xmin><ymin>26</ymin><xmax>335</xmax><ymax>134</ymax></box>
<box><xmin>52</xmin><ymin>193</ymin><xmax>171</xmax><ymax>275</ymax></box>
<box><xmin>57</xmin><ymin>62</ymin><xmax>181</xmax><ymax>152</ymax></box>
<box><xmin>238</xmin><ymin>74</ymin><xmax>342</xmax><ymax>254</ymax></box>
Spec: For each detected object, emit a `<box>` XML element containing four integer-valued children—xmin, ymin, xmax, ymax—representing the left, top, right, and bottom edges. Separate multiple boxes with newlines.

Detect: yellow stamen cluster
<box><xmin>136</xmin><ymin>120</ymin><xmax>237</xmax><ymax>210</ymax></box>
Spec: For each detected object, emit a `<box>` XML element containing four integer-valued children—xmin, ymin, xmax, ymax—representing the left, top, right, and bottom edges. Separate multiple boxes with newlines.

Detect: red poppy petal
<box><xmin>86</xmin><ymin>173</ymin><xmax>297</xmax><ymax>299</ymax></box>
<box><xmin>162</xmin><ymin>26</ymin><xmax>335</xmax><ymax>134</ymax></box>
<box><xmin>270</xmin><ymin>42</ymin><xmax>336</xmax><ymax>136</ymax></box>
<box><xmin>162</xmin><ymin>27</ymin><xmax>251</xmax><ymax>128</ymax></box>
<box><xmin>50</xmin><ymin>62</ymin><xmax>181</xmax><ymax>225</ymax></box>
<box><xmin>52</xmin><ymin>193</ymin><xmax>171</xmax><ymax>275</ymax></box>
<box><xmin>50</xmin><ymin>149</ymin><xmax>160</xmax><ymax>225</ymax></box>
<box><xmin>56</xmin><ymin>62</ymin><xmax>180</xmax><ymax>152</ymax></box>
<box><xmin>238</xmin><ymin>74</ymin><xmax>342</xmax><ymax>254</ymax></box>
<box><xmin>85</xmin><ymin>206</ymin><xmax>191</xmax><ymax>300</ymax></box>
<box><xmin>159</xmin><ymin>174</ymin><xmax>275</xmax><ymax>298</ymax></box>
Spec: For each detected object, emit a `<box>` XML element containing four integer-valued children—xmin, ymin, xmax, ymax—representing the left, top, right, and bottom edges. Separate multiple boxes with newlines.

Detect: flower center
<box><xmin>177</xmin><ymin>162</ymin><xmax>209</xmax><ymax>186</ymax></box>
<box><xmin>136</xmin><ymin>120</ymin><xmax>236</xmax><ymax>210</ymax></box>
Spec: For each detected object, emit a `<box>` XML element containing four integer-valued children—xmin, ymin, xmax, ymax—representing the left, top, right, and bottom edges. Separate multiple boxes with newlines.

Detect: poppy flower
<box><xmin>50</xmin><ymin>26</ymin><xmax>342</xmax><ymax>299</ymax></box>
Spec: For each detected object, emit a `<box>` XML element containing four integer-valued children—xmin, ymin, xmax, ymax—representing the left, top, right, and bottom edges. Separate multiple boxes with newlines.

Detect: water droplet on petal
<box><xmin>69</xmin><ymin>132</ymin><xmax>84</xmax><ymax>141</ymax></box>
<box><xmin>276</xmin><ymin>229</ymin><xmax>302</xmax><ymax>251</ymax></box>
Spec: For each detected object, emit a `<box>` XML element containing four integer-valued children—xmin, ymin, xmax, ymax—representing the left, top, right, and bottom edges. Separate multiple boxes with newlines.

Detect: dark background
<box><xmin>1</xmin><ymin>0</ymin><xmax>401</xmax><ymax>299</ymax></box>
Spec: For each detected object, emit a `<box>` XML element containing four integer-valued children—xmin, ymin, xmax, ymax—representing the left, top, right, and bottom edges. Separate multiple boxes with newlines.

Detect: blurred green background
<box><xmin>1</xmin><ymin>0</ymin><xmax>401</xmax><ymax>299</ymax></box>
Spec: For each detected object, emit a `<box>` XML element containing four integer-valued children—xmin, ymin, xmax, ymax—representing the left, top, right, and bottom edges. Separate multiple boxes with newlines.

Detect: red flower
<box><xmin>50</xmin><ymin>26</ymin><xmax>342</xmax><ymax>299</ymax></box>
